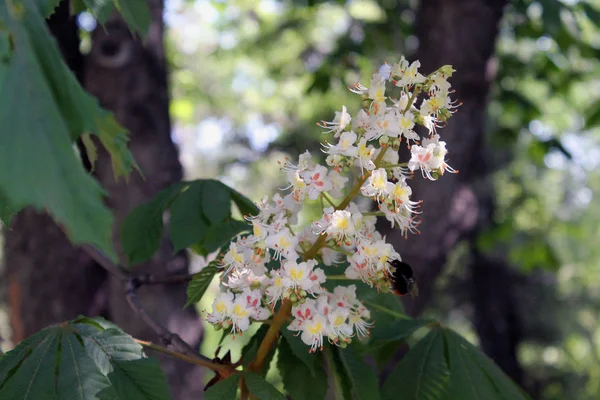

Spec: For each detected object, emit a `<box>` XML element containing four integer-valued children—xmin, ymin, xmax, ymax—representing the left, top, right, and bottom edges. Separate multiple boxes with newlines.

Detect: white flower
<box><xmin>408</xmin><ymin>135</ymin><xmax>455</xmax><ymax>180</ymax></box>
<box><xmin>396</xmin><ymin>111</ymin><xmax>419</xmax><ymax>143</ymax></box>
<box><xmin>355</xmin><ymin>137</ymin><xmax>376</xmax><ymax>174</ymax></box>
<box><xmin>300</xmin><ymin>314</ymin><xmax>329</xmax><ymax>353</ymax></box>
<box><xmin>266</xmin><ymin>227</ymin><xmax>299</xmax><ymax>261</ymax></box>
<box><xmin>230</xmin><ymin>296</ymin><xmax>252</xmax><ymax>333</ymax></box>
<box><xmin>282</xmin><ymin>259</ymin><xmax>323</xmax><ymax>294</ymax></box>
<box><xmin>319</xmin><ymin>106</ymin><xmax>351</xmax><ymax>136</ymax></box>
<box><xmin>264</xmin><ymin>269</ymin><xmax>287</xmax><ymax>306</ymax></box>
<box><xmin>322</xmin><ymin>131</ymin><xmax>358</xmax><ymax>157</ymax></box>
<box><xmin>207</xmin><ymin>291</ymin><xmax>234</xmax><ymax>325</ymax></box>
<box><xmin>394</xmin><ymin>58</ymin><xmax>426</xmax><ymax>87</ymax></box>
<box><xmin>301</xmin><ymin>165</ymin><xmax>334</xmax><ymax>200</ymax></box>
<box><xmin>289</xmin><ymin>299</ymin><xmax>317</xmax><ymax>331</ymax></box>
<box><xmin>221</xmin><ymin>241</ymin><xmax>249</xmax><ymax>275</ymax></box>
<box><xmin>361</xmin><ymin>168</ymin><xmax>393</xmax><ymax>201</ymax></box>
<box><xmin>327</xmin><ymin>169</ymin><xmax>349</xmax><ymax>198</ymax></box>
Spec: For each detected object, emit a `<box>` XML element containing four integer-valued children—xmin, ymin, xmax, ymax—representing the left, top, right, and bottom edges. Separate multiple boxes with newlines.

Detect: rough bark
<box><xmin>2</xmin><ymin>1</ymin><xmax>205</xmax><ymax>398</ymax></box>
<box><xmin>83</xmin><ymin>4</ymin><xmax>205</xmax><ymax>397</ymax></box>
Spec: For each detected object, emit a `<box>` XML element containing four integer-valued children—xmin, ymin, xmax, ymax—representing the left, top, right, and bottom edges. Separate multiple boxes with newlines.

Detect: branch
<box><xmin>125</xmin><ymin>277</ymin><xmax>197</xmax><ymax>355</ymax></box>
<box><xmin>135</xmin><ymin>339</ymin><xmax>233</xmax><ymax>376</ymax></box>
<box><xmin>80</xmin><ymin>244</ymin><xmax>234</xmax><ymax>377</ymax></box>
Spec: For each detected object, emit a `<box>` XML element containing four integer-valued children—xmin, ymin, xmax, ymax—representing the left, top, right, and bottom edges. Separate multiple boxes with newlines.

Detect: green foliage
<box><xmin>382</xmin><ymin>328</ymin><xmax>450</xmax><ymax>400</ymax></box>
<box><xmin>443</xmin><ymin>329</ymin><xmax>530</xmax><ymax>400</ymax></box>
<box><xmin>204</xmin><ymin>375</ymin><xmax>240</xmax><ymax>400</ymax></box>
<box><xmin>72</xmin><ymin>0</ymin><xmax>151</xmax><ymax>35</ymax></box>
<box><xmin>336</xmin><ymin>344</ymin><xmax>380</xmax><ymax>400</ymax></box>
<box><xmin>185</xmin><ymin>263</ymin><xmax>219</xmax><ymax>307</ymax></box>
<box><xmin>280</xmin><ymin>327</ymin><xmax>317</xmax><ymax>374</ymax></box>
<box><xmin>277</xmin><ymin>338</ymin><xmax>327</xmax><ymax>400</ymax></box>
<box><xmin>0</xmin><ymin>316</ymin><xmax>170</xmax><ymax>400</ymax></box>
<box><xmin>380</xmin><ymin>326</ymin><xmax>531</xmax><ymax>400</ymax></box>
<box><xmin>369</xmin><ymin>317</ymin><xmax>432</xmax><ymax>343</ymax></box>
<box><xmin>245</xmin><ymin>371</ymin><xmax>285</xmax><ymax>400</ymax></box>
<box><xmin>113</xmin><ymin>0</ymin><xmax>151</xmax><ymax>38</ymax></box>
<box><xmin>120</xmin><ymin>184</ymin><xmax>183</xmax><ymax>265</ymax></box>
<box><xmin>0</xmin><ymin>0</ymin><xmax>146</xmax><ymax>259</ymax></box>
<box><xmin>120</xmin><ymin>179</ymin><xmax>254</xmax><ymax>265</ymax></box>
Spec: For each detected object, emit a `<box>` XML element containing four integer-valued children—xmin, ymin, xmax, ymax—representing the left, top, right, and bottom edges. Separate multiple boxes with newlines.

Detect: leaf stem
<box><xmin>363</xmin><ymin>300</ymin><xmax>410</xmax><ymax>319</ymax></box>
<box><xmin>135</xmin><ymin>339</ymin><xmax>235</xmax><ymax>377</ymax></box>
<box><xmin>321</xmin><ymin>192</ymin><xmax>337</xmax><ymax>208</ymax></box>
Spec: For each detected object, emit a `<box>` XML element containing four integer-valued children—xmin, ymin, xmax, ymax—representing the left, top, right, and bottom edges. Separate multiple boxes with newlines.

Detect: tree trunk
<box><xmin>385</xmin><ymin>0</ymin><xmax>507</xmax><ymax>317</ymax></box>
<box><xmin>381</xmin><ymin>0</ymin><xmax>527</xmax><ymax>386</ymax></box>
<box><xmin>2</xmin><ymin>2</ymin><xmax>205</xmax><ymax>398</ymax></box>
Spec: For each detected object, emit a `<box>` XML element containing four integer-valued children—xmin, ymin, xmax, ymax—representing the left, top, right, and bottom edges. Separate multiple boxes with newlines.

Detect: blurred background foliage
<box><xmin>75</xmin><ymin>0</ymin><xmax>600</xmax><ymax>398</ymax></box>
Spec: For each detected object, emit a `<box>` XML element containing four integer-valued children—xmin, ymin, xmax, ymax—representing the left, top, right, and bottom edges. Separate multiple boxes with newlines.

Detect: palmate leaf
<box><xmin>245</xmin><ymin>372</ymin><xmax>285</xmax><ymax>400</ymax></box>
<box><xmin>0</xmin><ymin>317</ymin><xmax>170</xmax><ymax>400</ymax></box>
<box><xmin>369</xmin><ymin>318</ymin><xmax>432</xmax><ymax>343</ymax></box>
<box><xmin>114</xmin><ymin>0</ymin><xmax>151</xmax><ymax>38</ymax></box>
<box><xmin>277</xmin><ymin>338</ymin><xmax>327</xmax><ymax>400</ymax></box>
<box><xmin>280</xmin><ymin>327</ymin><xmax>317</xmax><ymax>374</ymax></box>
<box><xmin>0</xmin><ymin>2</ymin><xmax>115</xmax><ymax>258</ymax></box>
<box><xmin>121</xmin><ymin>179</ymin><xmax>253</xmax><ymax>265</ymax></box>
<box><xmin>120</xmin><ymin>183</ymin><xmax>183</xmax><ymax>265</ymax></box>
<box><xmin>337</xmin><ymin>345</ymin><xmax>380</xmax><ymax>400</ymax></box>
<box><xmin>442</xmin><ymin>328</ymin><xmax>530</xmax><ymax>400</ymax></box>
<box><xmin>381</xmin><ymin>328</ymin><xmax>450</xmax><ymax>400</ymax></box>
<box><xmin>185</xmin><ymin>263</ymin><xmax>219</xmax><ymax>307</ymax></box>
<box><xmin>204</xmin><ymin>375</ymin><xmax>240</xmax><ymax>400</ymax></box>
<box><xmin>13</xmin><ymin>0</ymin><xmax>139</xmax><ymax>179</ymax></box>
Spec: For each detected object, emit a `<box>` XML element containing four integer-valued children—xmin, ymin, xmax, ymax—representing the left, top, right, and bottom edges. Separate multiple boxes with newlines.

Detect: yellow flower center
<box><xmin>233</xmin><ymin>304</ymin><xmax>248</xmax><ymax>317</ymax></box>
<box><xmin>308</xmin><ymin>322</ymin><xmax>323</xmax><ymax>335</ymax></box>
<box><xmin>215</xmin><ymin>301</ymin><xmax>227</xmax><ymax>313</ymax></box>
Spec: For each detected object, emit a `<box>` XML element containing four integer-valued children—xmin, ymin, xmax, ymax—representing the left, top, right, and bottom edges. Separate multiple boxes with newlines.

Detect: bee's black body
<box><xmin>388</xmin><ymin>259</ymin><xmax>418</xmax><ymax>297</ymax></box>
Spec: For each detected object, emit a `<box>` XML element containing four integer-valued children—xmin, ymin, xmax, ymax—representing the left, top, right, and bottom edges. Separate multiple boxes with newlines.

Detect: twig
<box><xmin>81</xmin><ymin>244</ymin><xmax>233</xmax><ymax>376</ymax></box>
<box><xmin>125</xmin><ymin>277</ymin><xmax>196</xmax><ymax>355</ymax></box>
<box><xmin>82</xmin><ymin>244</ymin><xmax>128</xmax><ymax>281</ymax></box>
<box><xmin>135</xmin><ymin>339</ymin><xmax>233</xmax><ymax>376</ymax></box>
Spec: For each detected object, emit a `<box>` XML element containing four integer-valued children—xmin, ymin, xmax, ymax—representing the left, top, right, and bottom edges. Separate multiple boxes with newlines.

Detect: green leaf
<box><xmin>370</xmin><ymin>318</ymin><xmax>432</xmax><ymax>343</ymax></box>
<box><xmin>0</xmin><ymin>4</ymin><xmax>115</xmax><ymax>259</ymax></box>
<box><xmin>205</xmin><ymin>375</ymin><xmax>241</xmax><ymax>400</ymax></box>
<box><xmin>34</xmin><ymin>0</ymin><xmax>61</xmax><ymax>17</ymax></box>
<box><xmin>0</xmin><ymin>188</ymin><xmax>20</xmax><ymax>226</ymax></box>
<box><xmin>229</xmin><ymin>187</ymin><xmax>259</xmax><ymax>217</ymax></box>
<box><xmin>106</xmin><ymin>359</ymin><xmax>170</xmax><ymax>400</ymax></box>
<box><xmin>200</xmin><ymin>220</ymin><xmax>251</xmax><ymax>254</ymax></box>
<box><xmin>185</xmin><ymin>264</ymin><xmax>219</xmax><ymax>308</ymax></box>
<box><xmin>202</xmin><ymin>180</ymin><xmax>232</xmax><ymax>224</ymax></box>
<box><xmin>442</xmin><ymin>329</ymin><xmax>530</xmax><ymax>400</ymax></box>
<box><xmin>585</xmin><ymin>99</ymin><xmax>600</xmax><ymax>129</ymax></box>
<box><xmin>168</xmin><ymin>182</ymin><xmax>210</xmax><ymax>252</ymax></box>
<box><xmin>0</xmin><ymin>331</ymin><xmax>61</xmax><ymax>400</ymax></box>
<box><xmin>10</xmin><ymin>1</ymin><xmax>138</xmax><ymax>179</ymax></box>
<box><xmin>337</xmin><ymin>345</ymin><xmax>380</xmax><ymax>400</ymax></box>
<box><xmin>280</xmin><ymin>328</ymin><xmax>317</xmax><ymax>375</ymax></box>
<box><xmin>381</xmin><ymin>328</ymin><xmax>450</xmax><ymax>400</ymax></box>
<box><xmin>93</xmin><ymin>111</ymin><xmax>140</xmax><ymax>181</ymax></box>
<box><xmin>245</xmin><ymin>372</ymin><xmax>285</xmax><ymax>400</ymax></box>
<box><xmin>0</xmin><ymin>316</ymin><xmax>170</xmax><ymax>400</ymax></box>
<box><xmin>278</xmin><ymin>339</ymin><xmax>327</xmax><ymax>400</ymax></box>
<box><xmin>113</xmin><ymin>0</ymin><xmax>151</xmax><ymax>37</ymax></box>
<box><xmin>57</xmin><ymin>334</ymin><xmax>116</xmax><ymax>400</ymax></box>
<box><xmin>120</xmin><ymin>183</ymin><xmax>183</xmax><ymax>265</ymax></box>
<box><xmin>80</xmin><ymin>0</ymin><xmax>115</xmax><ymax>23</ymax></box>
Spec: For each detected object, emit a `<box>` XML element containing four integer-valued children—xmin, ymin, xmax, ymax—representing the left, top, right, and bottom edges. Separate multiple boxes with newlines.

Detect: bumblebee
<box><xmin>388</xmin><ymin>259</ymin><xmax>418</xmax><ymax>297</ymax></box>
